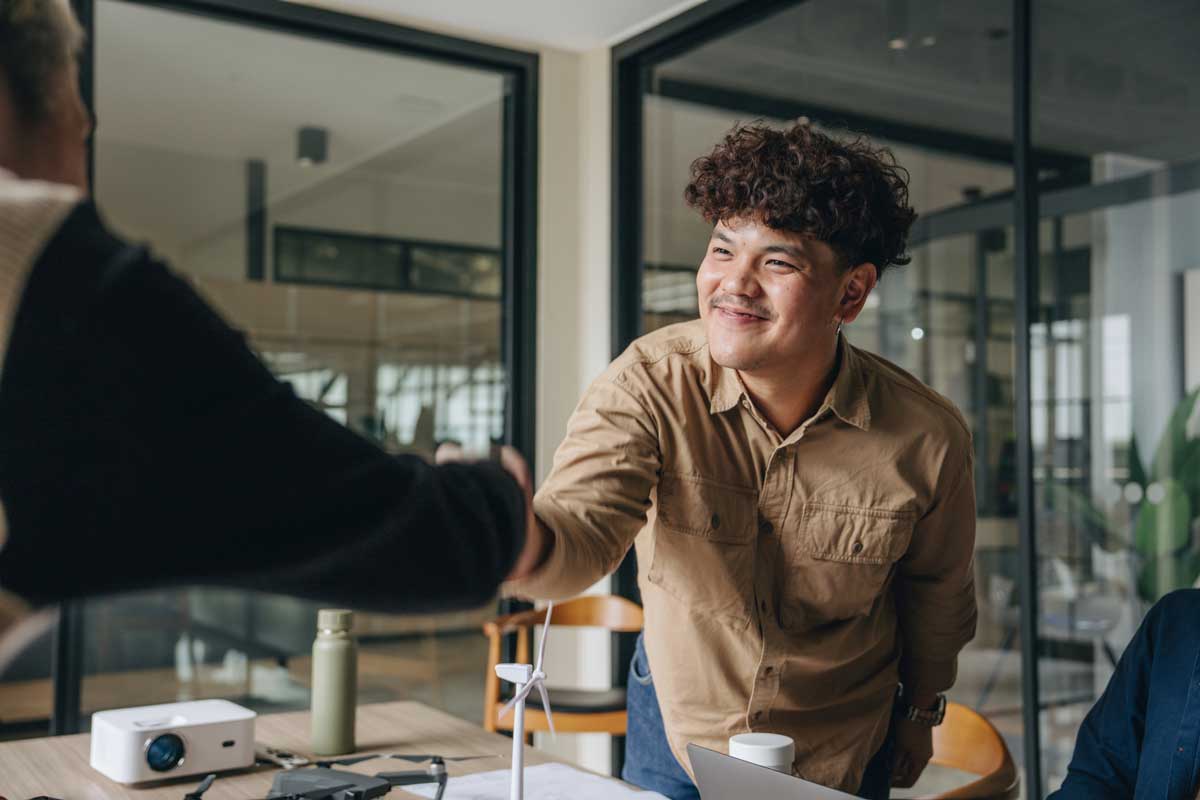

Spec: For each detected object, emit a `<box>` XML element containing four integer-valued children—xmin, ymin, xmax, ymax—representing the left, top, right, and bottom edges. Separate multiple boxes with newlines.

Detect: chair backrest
<box><xmin>928</xmin><ymin>702</ymin><xmax>1019</xmax><ymax>800</ymax></box>
<box><xmin>480</xmin><ymin>595</ymin><xmax>643</xmax><ymax>735</ymax></box>
<box><xmin>546</xmin><ymin>595</ymin><xmax>644</xmax><ymax>632</ymax></box>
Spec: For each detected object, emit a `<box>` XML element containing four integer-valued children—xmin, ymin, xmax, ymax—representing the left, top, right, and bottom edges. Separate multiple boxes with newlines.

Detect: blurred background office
<box><xmin>0</xmin><ymin>1</ymin><xmax>1196</xmax><ymax>798</ymax></box>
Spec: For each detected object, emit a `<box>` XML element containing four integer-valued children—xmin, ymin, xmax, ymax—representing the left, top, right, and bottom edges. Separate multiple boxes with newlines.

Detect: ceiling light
<box><xmin>888</xmin><ymin>37</ymin><xmax>909</xmax><ymax>50</ymax></box>
<box><xmin>920</xmin><ymin>34</ymin><xmax>936</xmax><ymax>47</ymax></box>
<box><xmin>911</xmin><ymin>326</ymin><xmax>925</xmax><ymax>341</ymax></box>
<box><xmin>297</xmin><ymin>126</ymin><xmax>328</xmax><ymax>167</ymax></box>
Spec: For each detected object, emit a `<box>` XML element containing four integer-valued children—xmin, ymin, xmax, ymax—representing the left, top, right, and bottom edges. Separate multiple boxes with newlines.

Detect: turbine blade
<box><xmin>536</xmin><ymin>681</ymin><xmax>556</xmax><ymax>738</ymax></box>
<box><xmin>535</xmin><ymin>603</ymin><xmax>554</xmax><ymax>672</ymax></box>
<box><xmin>499</xmin><ymin>682</ymin><xmax>536</xmax><ymax>721</ymax></box>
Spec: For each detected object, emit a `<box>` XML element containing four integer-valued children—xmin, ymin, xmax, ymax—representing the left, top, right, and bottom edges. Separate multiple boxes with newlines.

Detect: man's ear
<box><xmin>838</xmin><ymin>262</ymin><xmax>878</xmax><ymax>325</ymax></box>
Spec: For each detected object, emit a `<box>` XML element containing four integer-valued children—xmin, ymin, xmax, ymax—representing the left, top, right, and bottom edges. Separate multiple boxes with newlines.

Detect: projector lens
<box><xmin>146</xmin><ymin>733</ymin><xmax>186</xmax><ymax>772</ymax></box>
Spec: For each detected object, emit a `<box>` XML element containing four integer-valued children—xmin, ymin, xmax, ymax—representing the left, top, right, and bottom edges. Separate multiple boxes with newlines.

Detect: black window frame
<box><xmin>54</xmin><ymin>0</ymin><xmax>538</xmax><ymax>737</ymax></box>
<box><xmin>272</xmin><ymin>225</ymin><xmax>504</xmax><ymax>300</ymax></box>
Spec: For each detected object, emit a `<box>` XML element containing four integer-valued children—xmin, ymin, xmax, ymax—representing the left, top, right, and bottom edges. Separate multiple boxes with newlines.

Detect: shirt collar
<box><xmin>707</xmin><ymin>335</ymin><xmax>872</xmax><ymax>431</ymax></box>
<box><xmin>825</xmin><ymin>336</ymin><xmax>872</xmax><ymax>430</ymax></box>
<box><xmin>707</xmin><ymin>350</ymin><xmax>743</xmax><ymax>415</ymax></box>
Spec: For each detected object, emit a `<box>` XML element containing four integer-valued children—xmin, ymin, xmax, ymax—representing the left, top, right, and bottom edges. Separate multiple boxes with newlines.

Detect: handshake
<box><xmin>436</xmin><ymin>443</ymin><xmax>548</xmax><ymax>583</ymax></box>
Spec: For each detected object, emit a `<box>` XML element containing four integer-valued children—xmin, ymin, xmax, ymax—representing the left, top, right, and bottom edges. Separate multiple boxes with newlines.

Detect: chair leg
<box><xmin>611</xmin><ymin>735</ymin><xmax>626</xmax><ymax>778</ymax></box>
<box><xmin>483</xmin><ymin>632</ymin><xmax>502</xmax><ymax>732</ymax></box>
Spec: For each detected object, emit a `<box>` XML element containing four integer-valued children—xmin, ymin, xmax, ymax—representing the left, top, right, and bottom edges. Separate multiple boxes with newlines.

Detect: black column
<box><xmin>1013</xmin><ymin>0</ymin><xmax>1044</xmax><ymax>793</ymax></box>
<box><xmin>50</xmin><ymin>602</ymin><xmax>85</xmax><ymax>735</ymax></box>
<box><xmin>246</xmin><ymin>159</ymin><xmax>266</xmax><ymax>281</ymax></box>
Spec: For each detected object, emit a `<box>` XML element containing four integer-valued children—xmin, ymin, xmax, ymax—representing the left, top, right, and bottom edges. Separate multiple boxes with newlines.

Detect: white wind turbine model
<box><xmin>495</xmin><ymin>602</ymin><xmax>555</xmax><ymax>800</ymax></box>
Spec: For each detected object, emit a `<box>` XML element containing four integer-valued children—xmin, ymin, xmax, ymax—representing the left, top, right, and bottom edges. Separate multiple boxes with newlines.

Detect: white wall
<box><xmin>531</xmin><ymin>45</ymin><xmax>615</xmax><ymax>773</ymax></box>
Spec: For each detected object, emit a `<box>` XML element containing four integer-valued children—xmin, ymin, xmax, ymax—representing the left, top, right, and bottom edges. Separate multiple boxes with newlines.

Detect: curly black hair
<box><xmin>684</xmin><ymin>122</ymin><xmax>918</xmax><ymax>275</ymax></box>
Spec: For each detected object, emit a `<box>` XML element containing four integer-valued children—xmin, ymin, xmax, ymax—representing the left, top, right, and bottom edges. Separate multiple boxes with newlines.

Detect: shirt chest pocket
<box><xmin>779</xmin><ymin>503</ymin><xmax>914</xmax><ymax>631</ymax></box>
<box><xmin>648</xmin><ymin>473</ymin><xmax>756</xmax><ymax>627</ymax></box>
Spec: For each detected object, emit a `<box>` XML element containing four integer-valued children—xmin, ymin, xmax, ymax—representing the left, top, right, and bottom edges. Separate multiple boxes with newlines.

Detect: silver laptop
<box><xmin>688</xmin><ymin>743</ymin><xmax>859</xmax><ymax>799</ymax></box>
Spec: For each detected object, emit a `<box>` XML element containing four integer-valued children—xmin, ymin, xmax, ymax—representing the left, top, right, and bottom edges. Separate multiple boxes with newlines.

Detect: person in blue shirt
<box><xmin>1050</xmin><ymin>589</ymin><xmax>1200</xmax><ymax>799</ymax></box>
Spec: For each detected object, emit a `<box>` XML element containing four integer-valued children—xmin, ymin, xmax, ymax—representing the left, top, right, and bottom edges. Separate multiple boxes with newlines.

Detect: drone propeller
<box><xmin>389</xmin><ymin>754</ymin><xmax>498</xmax><ymax>763</ymax></box>
<box><xmin>184</xmin><ymin>773</ymin><xmax>216</xmax><ymax>800</ymax></box>
<box><xmin>315</xmin><ymin>754</ymin><xmax>382</xmax><ymax>768</ymax></box>
<box><xmin>316</xmin><ymin>753</ymin><xmax>497</xmax><ymax>768</ymax></box>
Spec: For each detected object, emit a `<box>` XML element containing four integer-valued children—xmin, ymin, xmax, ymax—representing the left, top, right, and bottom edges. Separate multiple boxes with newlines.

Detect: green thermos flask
<box><xmin>311</xmin><ymin>609</ymin><xmax>357</xmax><ymax>756</ymax></box>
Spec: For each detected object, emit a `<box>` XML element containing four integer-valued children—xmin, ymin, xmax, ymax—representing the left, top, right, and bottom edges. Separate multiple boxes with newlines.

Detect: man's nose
<box><xmin>720</xmin><ymin>257</ymin><xmax>760</xmax><ymax>296</ymax></box>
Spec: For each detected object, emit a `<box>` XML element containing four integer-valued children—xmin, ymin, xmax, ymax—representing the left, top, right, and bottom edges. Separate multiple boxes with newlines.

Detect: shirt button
<box><xmin>711</xmin><ymin>513</ymin><xmax>721</xmax><ymax>529</ymax></box>
<box><xmin>760</xmin><ymin>520</ymin><xmax>773</xmax><ymax>535</ymax></box>
<box><xmin>760</xmin><ymin>600</ymin><xmax>768</xmax><ymax>613</ymax></box>
<box><xmin>852</xmin><ymin>541</ymin><xmax>864</xmax><ymax>554</ymax></box>
<box><xmin>764</xmin><ymin>666</ymin><xmax>774</xmax><ymax>676</ymax></box>
<box><xmin>753</xmin><ymin>711</ymin><xmax>764</xmax><ymax>721</ymax></box>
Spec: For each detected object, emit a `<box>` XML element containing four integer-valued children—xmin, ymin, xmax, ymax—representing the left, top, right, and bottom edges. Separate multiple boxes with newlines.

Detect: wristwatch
<box><xmin>899</xmin><ymin>693</ymin><xmax>947</xmax><ymax>727</ymax></box>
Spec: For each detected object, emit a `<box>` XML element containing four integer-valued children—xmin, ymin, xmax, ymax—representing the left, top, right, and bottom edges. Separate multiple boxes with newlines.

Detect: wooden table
<box><xmin>0</xmin><ymin>701</ymin><xmax>597</xmax><ymax>799</ymax></box>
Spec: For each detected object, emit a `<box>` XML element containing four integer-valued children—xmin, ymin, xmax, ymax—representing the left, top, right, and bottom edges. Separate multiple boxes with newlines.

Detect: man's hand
<box><xmin>890</xmin><ymin>716</ymin><xmax>934</xmax><ymax>789</ymax></box>
<box><xmin>435</xmin><ymin>444</ymin><xmax>547</xmax><ymax>581</ymax></box>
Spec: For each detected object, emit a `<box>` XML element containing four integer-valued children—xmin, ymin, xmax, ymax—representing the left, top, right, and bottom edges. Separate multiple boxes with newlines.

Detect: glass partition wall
<box><xmin>0</xmin><ymin>0</ymin><xmax>536</xmax><ymax>738</ymax></box>
<box><xmin>1030</xmin><ymin>0</ymin><xmax>1200</xmax><ymax>787</ymax></box>
<box><xmin>615</xmin><ymin>0</ymin><xmax>1199</xmax><ymax>795</ymax></box>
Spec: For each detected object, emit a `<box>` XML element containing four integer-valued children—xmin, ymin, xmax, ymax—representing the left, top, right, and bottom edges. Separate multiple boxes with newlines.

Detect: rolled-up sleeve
<box><xmin>895</xmin><ymin>443</ymin><xmax>978</xmax><ymax>696</ymax></box>
<box><xmin>507</xmin><ymin>373</ymin><xmax>661</xmax><ymax>600</ymax></box>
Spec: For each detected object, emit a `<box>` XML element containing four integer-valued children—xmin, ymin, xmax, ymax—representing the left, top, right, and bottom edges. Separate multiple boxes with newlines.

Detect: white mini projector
<box><xmin>89</xmin><ymin>699</ymin><xmax>256</xmax><ymax>783</ymax></box>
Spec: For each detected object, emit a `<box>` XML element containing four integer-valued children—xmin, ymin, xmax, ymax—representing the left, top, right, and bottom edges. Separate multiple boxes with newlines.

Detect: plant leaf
<box><xmin>1138</xmin><ymin>548</ymin><xmax>1200</xmax><ymax>601</ymax></box>
<box><xmin>1044</xmin><ymin>481</ymin><xmax>1130</xmax><ymax>549</ymax></box>
<box><xmin>1134</xmin><ymin>479</ymin><xmax>1192</xmax><ymax>558</ymax></box>
<box><xmin>1128</xmin><ymin>434</ymin><xmax>1148</xmax><ymax>489</ymax></box>
<box><xmin>1150</xmin><ymin>388</ymin><xmax>1200</xmax><ymax>481</ymax></box>
<box><xmin>1176</xmin><ymin>439</ymin><xmax>1200</xmax><ymax>501</ymax></box>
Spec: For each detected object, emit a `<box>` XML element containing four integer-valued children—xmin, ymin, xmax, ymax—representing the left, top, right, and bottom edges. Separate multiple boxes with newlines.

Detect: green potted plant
<box><xmin>1050</xmin><ymin>388</ymin><xmax>1200</xmax><ymax>604</ymax></box>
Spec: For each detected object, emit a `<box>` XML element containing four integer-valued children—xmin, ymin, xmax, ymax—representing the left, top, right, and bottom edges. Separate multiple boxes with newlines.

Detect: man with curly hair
<box><xmin>508</xmin><ymin>122</ymin><xmax>977</xmax><ymax>800</ymax></box>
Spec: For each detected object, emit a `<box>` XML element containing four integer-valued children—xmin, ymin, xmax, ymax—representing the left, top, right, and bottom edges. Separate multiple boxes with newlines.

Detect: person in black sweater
<box><xmin>0</xmin><ymin>0</ymin><xmax>543</xmax><ymax>645</ymax></box>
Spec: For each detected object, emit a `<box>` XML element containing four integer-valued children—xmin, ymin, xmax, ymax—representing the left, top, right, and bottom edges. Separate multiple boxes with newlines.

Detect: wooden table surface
<box><xmin>0</xmin><ymin>701</ymin><xmax>585</xmax><ymax>799</ymax></box>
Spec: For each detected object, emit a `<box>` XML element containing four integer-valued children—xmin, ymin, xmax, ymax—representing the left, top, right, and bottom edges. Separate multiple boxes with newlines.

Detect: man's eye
<box><xmin>712</xmin><ymin>247</ymin><xmax>732</xmax><ymax>256</ymax></box>
<box><xmin>767</xmin><ymin>259</ymin><xmax>798</xmax><ymax>270</ymax></box>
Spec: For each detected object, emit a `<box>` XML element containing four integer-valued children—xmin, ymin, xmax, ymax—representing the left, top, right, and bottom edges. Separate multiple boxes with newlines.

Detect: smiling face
<box><xmin>698</xmin><ymin>217</ymin><xmax>876</xmax><ymax>377</ymax></box>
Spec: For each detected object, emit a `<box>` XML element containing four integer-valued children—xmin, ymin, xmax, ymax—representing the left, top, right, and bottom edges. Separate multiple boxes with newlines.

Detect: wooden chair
<box><xmin>482</xmin><ymin>595</ymin><xmax>643</xmax><ymax>736</ymax></box>
<box><xmin>923</xmin><ymin>702</ymin><xmax>1020</xmax><ymax>800</ymax></box>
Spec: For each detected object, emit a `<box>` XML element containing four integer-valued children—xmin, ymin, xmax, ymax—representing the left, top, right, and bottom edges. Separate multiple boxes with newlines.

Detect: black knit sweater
<box><xmin>0</xmin><ymin>202</ymin><xmax>525</xmax><ymax>610</ymax></box>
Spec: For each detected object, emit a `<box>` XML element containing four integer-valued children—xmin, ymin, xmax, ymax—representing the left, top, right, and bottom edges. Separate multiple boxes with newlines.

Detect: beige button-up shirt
<box><xmin>513</xmin><ymin>319</ymin><xmax>977</xmax><ymax>793</ymax></box>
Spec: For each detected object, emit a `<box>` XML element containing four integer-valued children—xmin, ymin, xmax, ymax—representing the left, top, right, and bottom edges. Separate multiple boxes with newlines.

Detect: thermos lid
<box><xmin>318</xmin><ymin>609</ymin><xmax>354</xmax><ymax>631</ymax></box>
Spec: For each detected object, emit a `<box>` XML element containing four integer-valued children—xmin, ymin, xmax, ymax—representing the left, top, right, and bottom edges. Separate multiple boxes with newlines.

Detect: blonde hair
<box><xmin>0</xmin><ymin>0</ymin><xmax>85</xmax><ymax>122</ymax></box>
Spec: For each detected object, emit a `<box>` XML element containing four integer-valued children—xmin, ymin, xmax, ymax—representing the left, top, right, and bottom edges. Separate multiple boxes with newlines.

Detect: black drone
<box><xmin>185</xmin><ymin>753</ymin><xmax>496</xmax><ymax>800</ymax></box>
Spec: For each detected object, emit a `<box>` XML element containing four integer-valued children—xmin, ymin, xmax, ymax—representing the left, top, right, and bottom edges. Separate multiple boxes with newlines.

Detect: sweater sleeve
<box><xmin>0</xmin><ymin>210</ymin><xmax>525</xmax><ymax>611</ymax></box>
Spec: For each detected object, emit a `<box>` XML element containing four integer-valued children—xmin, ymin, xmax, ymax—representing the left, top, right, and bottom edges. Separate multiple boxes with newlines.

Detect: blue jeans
<box><xmin>622</xmin><ymin>634</ymin><xmax>892</xmax><ymax>800</ymax></box>
<box><xmin>622</xmin><ymin>634</ymin><xmax>701</xmax><ymax>800</ymax></box>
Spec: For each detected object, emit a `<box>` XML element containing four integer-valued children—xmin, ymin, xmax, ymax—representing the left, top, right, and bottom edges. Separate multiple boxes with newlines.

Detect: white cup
<box><xmin>728</xmin><ymin>732</ymin><xmax>795</xmax><ymax>773</ymax></box>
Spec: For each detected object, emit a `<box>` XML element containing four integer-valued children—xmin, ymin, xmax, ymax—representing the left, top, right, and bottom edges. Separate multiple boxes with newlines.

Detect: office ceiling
<box><xmin>657</xmin><ymin>0</ymin><xmax>1200</xmax><ymax>163</ymax></box>
<box><xmin>289</xmin><ymin>0</ymin><xmax>707</xmax><ymax>51</ymax></box>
